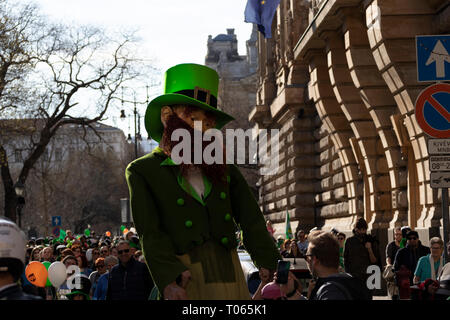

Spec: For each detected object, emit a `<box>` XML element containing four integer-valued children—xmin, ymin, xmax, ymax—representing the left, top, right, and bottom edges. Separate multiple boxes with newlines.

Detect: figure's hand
<box><xmin>163</xmin><ymin>270</ymin><xmax>191</xmax><ymax>300</ymax></box>
<box><xmin>163</xmin><ymin>282</ymin><xmax>187</xmax><ymax>300</ymax></box>
<box><xmin>365</xmin><ymin>242</ymin><xmax>372</xmax><ymax>250</ymax></box>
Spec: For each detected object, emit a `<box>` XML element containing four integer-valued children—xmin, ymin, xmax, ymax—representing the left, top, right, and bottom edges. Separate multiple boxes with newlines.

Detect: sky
<box><xmin>24</xmin><ymin>0</ymin><xmax>254</xmax><ymax>136</ymax></box>
<box><xmin>35</xmin><ymin>0</ymin><xmax>253</xmax><ymax>76</ymax></box>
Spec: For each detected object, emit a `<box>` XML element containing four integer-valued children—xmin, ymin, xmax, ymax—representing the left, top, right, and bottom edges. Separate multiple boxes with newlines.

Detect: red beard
<box><xmin>160</xmin><ymin>113</ymin><xmax>227</xmax><ymax>184</ymax></box>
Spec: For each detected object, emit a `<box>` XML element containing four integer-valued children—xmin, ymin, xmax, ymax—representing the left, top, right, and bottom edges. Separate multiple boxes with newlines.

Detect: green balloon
<box><xmin>42</xmin><ymin>261</ymin><xmax>52</xmax><ymax>287</ymax></box>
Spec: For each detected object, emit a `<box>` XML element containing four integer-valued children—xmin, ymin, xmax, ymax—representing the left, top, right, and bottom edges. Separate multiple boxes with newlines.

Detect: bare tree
<box><xmin>0</xmin><ymin>0</ymin><xmax>150</xmax><ymax>223</ymax></box>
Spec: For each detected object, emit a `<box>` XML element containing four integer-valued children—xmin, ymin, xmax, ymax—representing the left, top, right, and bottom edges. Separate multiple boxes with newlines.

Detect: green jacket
<box><xmin>125</xmin><ymin>147</ymin><xmax>281</xmax><ymax>291</ymax></box>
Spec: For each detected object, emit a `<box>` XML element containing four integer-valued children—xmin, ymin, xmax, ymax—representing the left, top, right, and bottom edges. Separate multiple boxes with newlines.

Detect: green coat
<box><xmin>125</xmin><ymin>147</ymin><xmax>281</xmax><ymax>291</ymax></box>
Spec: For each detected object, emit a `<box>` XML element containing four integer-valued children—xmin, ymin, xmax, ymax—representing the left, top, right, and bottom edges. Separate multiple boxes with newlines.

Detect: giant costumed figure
<box><xmin>126</xmin><ymin>63</ymin><xmax>281</xmax><ymax>299</ymax></box>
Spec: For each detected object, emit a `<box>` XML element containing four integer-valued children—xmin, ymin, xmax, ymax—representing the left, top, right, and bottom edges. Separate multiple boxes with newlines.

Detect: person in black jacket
<box><xmin>106</xmin><ymin>240</ymin><xmax>153</xmax><ymax>300</ymax></box>
<box><xmin>0</xmin><ymin>217</ymin><xmax>41</xmax><ymax>300</ymax></box>
<box><xmin>393</xmin><ymin>230</ymin><xmax>430</xmax><ymax>286</ymax></box>
<box><xmin>344</xmin><ymin>218</ymin><xmax>380</xmax><ymax>289</ymax></box>
<box><xmin>306</xmin><ymin>230</ymin><xmax>370</xmax><ymax>300</ymax></box>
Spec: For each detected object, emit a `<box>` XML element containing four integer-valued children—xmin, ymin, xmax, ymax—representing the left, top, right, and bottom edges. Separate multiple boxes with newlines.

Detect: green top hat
<box><xmin>145</xmin><ymin>63</ymin><xmax>234</xmax><ymax>142</ymax></box>
<box><xmin>66</xmin><ymin>290</ymin><xmax>91</xmax><ymax>300</ymax></box>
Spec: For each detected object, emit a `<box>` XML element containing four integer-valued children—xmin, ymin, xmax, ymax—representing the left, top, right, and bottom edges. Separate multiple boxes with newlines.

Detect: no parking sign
<box><xmin>415</xmin><ymin>83</ymin><xmax>450</xmax><ymax>138</ymax></box>
<box><xmin>52</xmin><ymin>226</ymin><xmax>61</xmax><ymax>237</ymax></box>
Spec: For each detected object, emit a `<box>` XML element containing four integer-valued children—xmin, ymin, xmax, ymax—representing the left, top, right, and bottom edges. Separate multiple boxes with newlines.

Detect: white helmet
<box><xmin>0</xmin><ymin>217</ymin><xmax>27</xmax><ymax>280</ymax></box>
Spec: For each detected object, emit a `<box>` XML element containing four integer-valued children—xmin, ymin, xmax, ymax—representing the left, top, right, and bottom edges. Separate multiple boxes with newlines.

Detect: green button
<box><xmin>220</xmin><ymin>192</ymin><xmax>226</xmax><ymax>199</ymax></box>
<box><xmin>177</xmin><ymin>198</ymin><xmax>184</xmax><ymax>206</ymax></box>
<box><xmin>221</xmin><ymin>237</ymin><xmax>229</xmax><ymax>245</ymax></box>
<box><xmin>185</xmin><ymin>220</ymin><xmax>193</xmax><ymax>228</ymax></box>
<box><xmin>224</xmin><ymin>213</ymin><xmax>232</xmax><ymax>221</ymax></box>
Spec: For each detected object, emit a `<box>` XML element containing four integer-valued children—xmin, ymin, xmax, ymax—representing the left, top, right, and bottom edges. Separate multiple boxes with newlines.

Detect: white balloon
<box><xmin>48</xmin><ymin>261</ymin><xmax>67</xmax><ymax>288</ymax></box>
<box><xmin>85</xmin><ymin>248</ymin><xmax>93</xmax><ymax>262</ymax></box>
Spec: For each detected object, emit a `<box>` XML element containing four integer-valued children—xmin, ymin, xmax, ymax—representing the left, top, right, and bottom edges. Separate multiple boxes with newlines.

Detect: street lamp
<box><xmin>120</xmin><ymin>88</ymin><xmax>149</xmax><ymax>159</ymax></box>
<box><xmin>14</xmin><ymin>181</ymin><xmax>25</xmax><ymax>229</ymax></box>
<box><xmin>121</xmin><ymin>103</ymin><xmax>142</xmax><ymax>159</ymax></box>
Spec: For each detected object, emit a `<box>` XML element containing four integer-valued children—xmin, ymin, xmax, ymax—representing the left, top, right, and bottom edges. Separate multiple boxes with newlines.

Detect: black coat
<box><xmin>106</xmin><ymin>257</ymin><xmax>153</xmax><ymax>300</ymax></box>
<box><xmin>393</xmin><ymin>242</ymin><xmax>430</xmax><ymax>284</ymax></box>
<box><xmin>344</xmin><ymin>234</ymin><xmax>380</xmax><ymax>283</ymax></box>
<box><xmin>310</xmin><ymin>273</ymin><xmax>370</xmax><ymax>300</ymax></box>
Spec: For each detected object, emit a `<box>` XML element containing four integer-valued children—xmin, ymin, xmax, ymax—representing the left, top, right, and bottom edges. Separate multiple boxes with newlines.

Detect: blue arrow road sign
<box><xmin>416</xmin><ymin>35</ymin><xmax>450</xmax><ymax>82</ymax></box>
<box><xmin>52</xmin><ymin>216</ymin><xmax>61</xmax><ymax>227</ymax></box>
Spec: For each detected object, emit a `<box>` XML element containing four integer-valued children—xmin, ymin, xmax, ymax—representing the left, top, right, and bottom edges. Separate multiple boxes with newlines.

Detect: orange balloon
<box><xmin>25</xmin><ymin>261</ymin><xmax>48</xmax><ymax>288</ymax></box>
<box><xmin>123</xmin><ymin>228</ymin><xmax>129</xmax><ymax>234</ymax></box>
<box><xmin>105</xmin><ymin>231</ymin><xmax>111</xmax><ymax>237</ymax></box>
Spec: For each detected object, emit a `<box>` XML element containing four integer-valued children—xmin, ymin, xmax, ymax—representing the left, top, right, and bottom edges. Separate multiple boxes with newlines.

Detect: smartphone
<box><xmin>275</xmin><ymin>260</ymin><xmax>290</xmax><ymax>284</ymax></box>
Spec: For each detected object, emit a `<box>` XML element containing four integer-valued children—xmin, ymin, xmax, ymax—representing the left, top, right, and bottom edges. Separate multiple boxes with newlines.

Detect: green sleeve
<box><xmin>229</xmin><ymin>165</ymin><xmax>281</xmax><ymax>270</ymax></box>
<box><xmin>126</xmin><ymin>164</ymin><xmax>188</xmax><ymax>291</ymax></box>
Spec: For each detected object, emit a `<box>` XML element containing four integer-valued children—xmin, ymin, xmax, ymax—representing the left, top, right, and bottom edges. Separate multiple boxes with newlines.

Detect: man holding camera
<box><xmin>343</xmin><ymin>218</ymin><xmax>380</xmax><ymax>296</ymax></box>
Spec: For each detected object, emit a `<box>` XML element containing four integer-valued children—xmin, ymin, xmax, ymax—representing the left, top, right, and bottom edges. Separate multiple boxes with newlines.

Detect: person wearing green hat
<box><xmin>65</xmin><ymin>274</ymin><xmax>91</xmax><ymax>300</ymax></box>
<box><xmin>126</xmin><ymin>63</ymin><xmax>281</xmax><ymax>300</ymax></box>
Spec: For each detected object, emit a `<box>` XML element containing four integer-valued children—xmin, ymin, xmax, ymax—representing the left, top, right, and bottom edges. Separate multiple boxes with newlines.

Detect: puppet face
<box><xmin>161</xmin><ymin>105</ymin><xmax>216</xmax><ymax>132</ymax></box>
<box><xmin>160</xmin><ymin>104</ymin><xmax>226</xmax><ymax>182</ymax></box>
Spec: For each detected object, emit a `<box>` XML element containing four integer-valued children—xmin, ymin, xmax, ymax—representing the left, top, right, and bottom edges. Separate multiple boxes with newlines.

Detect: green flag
<box><xmin>84</xmin><ymin>228</ymin><xmax>91</xmax><ymax>237</ymax></box>
<box><xmin>120</xmin><ymin>225</ymin><xmax>126</xmax><ymax>233</ymax></box>
<box><xmin>59</xmin><ymin>228</ymin><xmax>66</xmax><ymax>241</ymax></box>
<box><xmin>285</xmin><ymin>210</ymin><xmax>293</xmax><ymax>239</ymax></box>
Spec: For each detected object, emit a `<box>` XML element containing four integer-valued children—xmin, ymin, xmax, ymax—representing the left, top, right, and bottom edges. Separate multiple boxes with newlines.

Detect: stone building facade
<box><xmin>250</xmin><ymin>0</ymin><xmax>449</xmax><ymax>254</ymax></box>
<box><xmin>0</xmin><ymin>120</ymin><xmax>131</xmax><ymax>236</ymax></box>
<box><xmin>205</xmin><ymin>27</ymin><xmax>260</xmax><ymax>193</ymax></box>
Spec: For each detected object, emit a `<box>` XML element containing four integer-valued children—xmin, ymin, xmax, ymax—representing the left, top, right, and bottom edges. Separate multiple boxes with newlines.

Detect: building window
<box><xmin>14</xmin><ymin>149</ymin><xmax>22</xmax><ymax>163</ymax></box>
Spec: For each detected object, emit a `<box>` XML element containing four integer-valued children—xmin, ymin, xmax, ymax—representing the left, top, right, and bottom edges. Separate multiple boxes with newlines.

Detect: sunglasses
<box><xmin>100</xmin><ymin>250</ymin><xmax>108</xmax><ymax>253</ymax></box>
<box><xmin>408</xmin><ymin>237</ymin><xmax>418</xmax><ymax>240</ymax></box>
<box><xmin>96</xmin><ymin>264</ymin><xmax>105</xmax><ymax>267</ymax></box>
<box><xmin>338</xmin><ymin>237</ymin><xmax>345</xmax><ymax>240</ymax></box>
<box><xmin>118</xmin><ymin>249</ymin><xmax>130</xmax><ymax>254</ymax></box>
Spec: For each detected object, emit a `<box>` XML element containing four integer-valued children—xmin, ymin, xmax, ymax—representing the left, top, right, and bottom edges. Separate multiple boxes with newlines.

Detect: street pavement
<box><xmin>373</xmin><ymin>295</ymin><xmax>390</xmax><ymax>300</ymax></box>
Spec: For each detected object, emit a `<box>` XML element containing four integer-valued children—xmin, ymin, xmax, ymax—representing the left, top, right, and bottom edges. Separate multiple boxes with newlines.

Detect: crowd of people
<box><xmin>256</xmin><ymin>218</ymin><xmax>450</xmax><ymax>300</ymax></box>
<box><xmin>1</xmin><ymin>215</ymin><xmax>449</xmax><ymax>300</ymax></box>
<box><xmin>0</xmin><ymin>219</ymin><xmax>154</xmax><ymax>300</ymax></box>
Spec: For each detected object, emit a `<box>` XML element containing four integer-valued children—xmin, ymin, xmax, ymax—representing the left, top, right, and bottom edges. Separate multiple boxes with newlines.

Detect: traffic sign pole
<box><xmin>443</xmin><ymin>188</ymin><xmax>449</xmax><ymax>264</ymax></box>
<box><xmin>416</xmin><ymin>35</ymin><xmax>450</xmax><ymax>262</ymax></box>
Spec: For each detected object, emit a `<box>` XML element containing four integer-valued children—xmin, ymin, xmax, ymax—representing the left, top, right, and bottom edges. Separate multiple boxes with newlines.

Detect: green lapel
<box><xmin>159</xmin><ymin>149</ymin><xmax>212</xmax><ymax>206</ymax></box>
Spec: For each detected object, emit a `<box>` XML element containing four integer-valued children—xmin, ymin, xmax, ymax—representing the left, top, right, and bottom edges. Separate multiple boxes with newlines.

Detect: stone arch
<box><xmin>340</xmin><ymin>10</ymin><xmax>409</xmax><ymax>230</ymax></box>
<box><xmin>306</xmin><ymin>49</ymin><xmax>363</xmax><ymax>227</ymax></box>
<box><xmin>325</xmin><ymin>29</ymin><xmax>390</xmax><ymax>229</ymax></box>
<box><xmin>364</xmin><ymin>0</ymin><xmax>444</xmax><ymax>239</ymax></box>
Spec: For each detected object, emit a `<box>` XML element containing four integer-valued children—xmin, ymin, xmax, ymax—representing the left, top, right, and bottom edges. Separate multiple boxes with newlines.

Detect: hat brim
<box><xmin>66</xmin><ymin>291</ymin><xmax>91</xmax><ymax>300</ymax></box>
<box><xmin>145</xmin><ymin>93</ymin><xmax>234</xmax><ymax>143</ymax></box>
